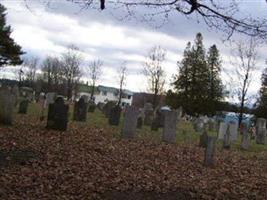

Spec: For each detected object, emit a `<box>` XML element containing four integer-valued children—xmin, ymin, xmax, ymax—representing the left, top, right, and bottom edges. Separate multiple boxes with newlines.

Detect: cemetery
<box><xmin>0</xmin><ymin>96</ymin><xmax>266</xmax><ymax>199</ymax></box>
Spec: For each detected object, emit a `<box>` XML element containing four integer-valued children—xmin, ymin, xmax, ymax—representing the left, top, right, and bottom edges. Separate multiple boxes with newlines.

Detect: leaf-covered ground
<box><xmin>0</xmin><ymin>111</ymin><xmax>266</xmax><ymax>199</ymax></box>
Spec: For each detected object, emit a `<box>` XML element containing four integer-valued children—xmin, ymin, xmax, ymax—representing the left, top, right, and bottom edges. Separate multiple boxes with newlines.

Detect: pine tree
<box><xmin>168</xmin><ymin>33</ymin><xmax>224</xmax><ymax>116</ymax></box>
<box><xmin>255</xmin><ymin>68</ymin><xmax>267</xmax><ymax>118</ymax></box>
<box><xmin>0</xmin><ymin>4</ymin><xmax>23</xmax><ymax>67</ymax></box>
<box><xmin>206</xmin><ymin>45</ymin><xmax>223</xmax><ymax>115</ymax></box>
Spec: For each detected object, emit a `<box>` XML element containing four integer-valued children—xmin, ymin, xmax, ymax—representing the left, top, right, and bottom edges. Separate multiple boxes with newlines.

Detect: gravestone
<box><xmin>18</xmin><ymin>99</ymin><xmax>29</xmax><ymax>114</ymax></box>
<box><xmin>229</xmin><ymin>122</ymin><xmax>239</xmax><ymax>141</ymax></box>
<box><xmin>97</xmin><ymin>102</ymin><xmax>105</xmax><ymax>111</ymax></box>
<box><xmin>11</xmin><ymin>85</ymin><xmax>19</xmax><ymax>106</ymax></box>
<box><xmin>151</xmin><ymin>118</ymin><xmax>159</xmax><ymax>131</ymax></box>
<box><xmin>73</xmin><ymin>98</ymin><xmax>88</xmax><ymax>122</ymax></box>
<box><xmin>103</xmin><ymin>101</ymin><xmax>116</xmax><ymax>118</ymax></box>
<box><xmin>109</xmin><ymin>105</ymin><xmax>121</xmax><ymax>126</ymax></box>
<box><xmin>193</xmin><ymin>117</ymin><xmax>205</xmax><ymax>133</ymax></box>
<box><xmin>162</xmin><ymin>111</ymin><xmax>177</xmax><ymax>144</ymax></box>
<box><xmin>241</xmin><ymin>124</ymin><xmax>250</xmax><ymax>150</ymax></box>
<box><xmin>88</xmin><ymin>100</ymin><xmax>97</xmax><ymax>113</ymax></box>
<box><xmin>137</xmin><ymin>116</ymin><xmax>143</xmax><ymax>129</ymax></box>
<box><xmin>81</xmin><ymin>95</ymin><xmax>89</xmax><ymax>103</ymax></box>
<box><xmin>199</xmin><ymin>128</ymin><xmax>208</xmax><ymax>148</ymax></box>
<box><xmin>144</xmin><ymin>103</ymin><xmax>154</xmax><ymax>126</ymax></box>
<box><xmin>176</xmin><ymin>106</ymin><xmax>183</xmax><ymax>121</ymax></box>
<box><xmin>46</xmin><ymin>97</ymin><xmax>69</xmax><ymax>131</ymax></box>
<box><xmin>256</xmin><ymin>118</ymin><xmax>267</xmax><ymax>145</ymax></box>
<box><xmin>45</xmin><ymin>92</ymin><xmax>56</xmax><ymax>107</ymax></box>
<box><xmin>218</xmin><ymin>122</ymin><xmax>228</xmax><ymax>140</ymax></box>
<box><xmin>223</xmin><ymin>124</ymin><xmax>231</xmax><ymax>149</ymax></box>
<box><xmin>204</xmin><ymin>136</ymin><xmax>217</xmax><ymax>167</ymax></box>
<box><xmin>0</xmin><ymin>89</ymin><xmax>15</xmax><ymax>125</ymax></box>
<box><xmin>122</xmin><ymin>106</ymin><xmax>139</xmax><ymax>139</ymax></box>
<box><xmin>208</xmin><ymin>118</ymin><xmax>217</xmax><ymax>131</ymax></box>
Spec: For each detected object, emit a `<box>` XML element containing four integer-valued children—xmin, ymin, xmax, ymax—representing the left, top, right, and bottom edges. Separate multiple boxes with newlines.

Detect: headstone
<box><xmin>137</xmin><ymin>116</ymin><xmax>143</xmax><ymax>129</ymax></box>
<box><xmin>256</xmin><ymin>118</ymin><xmax>267</xmax><ymax>145</ymax></box>
<box><xmin>199</xmin><ymin>128</ymin><xmax>208</xmax><ymax>148</ymax></box>
<box><xmin>176</xmin><ymin>106</ymin><xmax>183</xmax><ymax>120</ymax></box>
<box><xmin>218</xmin><ymin>122</ymin><xmax>228</xmax><ymax>140</ymax></box>
<box><xmin>223</xmin><ymin>124</ymin><xmax>231</xmax><ymax>149</ymax></box>
<box><xmin>208</xmin><ymin>118</ymin><xmax>216</xmax><ymax>131</ymax></box>
<box><xmin>204</xmin><ymin>136</ymin><xmax>217</xmax><ymax>167</ymax></box>
<box><xmin>151</xmin><ymin>118</ymin><xmax>159</xmax><ymax>131</ymax></box>
<box><xmin>0</xmin><ymin>89</ymin><xmax>15</xmax><ymax>125</ymax></box>
<box><xmin>11</xmin><ymin>85</ymin><xmax>19</xmax><ymax>106</ymax></box>
<box><xmin>73</xmin><ymin>98</ymin><xmax>88</xmax><ymax>122</ymax></box>
<box><xmin>103</xmin><ymin>101</ymin><xmax>116</xmax><ymax>118</ymax></box>
<box><xmin>46</xmin><ymin>97</ymin><xmax>69</xmax><ymax>131</ymax></box>
<box><xmin>18</xmin><ymin>99</ymin><xmax>29</xmax><ymax>114</ymax></box>
<box><xmin>193</xmin><ymin>117</ymin><xmax>205</xmax><ymax>133</ymax></box>
<box><xmin>81</xmin><ymin>95</ymin><xmax>89</xmax><ymax>103</ymax></box>
<box><xmin>162</xmin><ymin>111</ymin><xmax>177</xmax><ymax>144</ymax></box>
<box><xmin>45</xmin><ymin>92</ymin><xmax>56</xmax><ymax>107</ymax></box>
<box><xmin>97</xmin><ymin>102</ymin><xmax>105</xmax><ymax>111</ymax></box>
<box><xmin>109</xmin><ymin>105</ymin><xmax>121</xmax><ymax>126</ymax></box>
<box><xmin>88</xmin><ymin>100</ymin><xmax>97</xmax><ymax>113</ymax></box>
<box><xmin>229</xmin><ymin>122</ymin><xmax>239</xmax><ymax>141</ymax></box>
<box><xmin>144</xmin><ymin>103</ymin><xmax>154</xmax><ymax>126</ymax></box>
<box><xmin>122</xmin><ymin>106</ymin><xmax>139</xmax><ymax>139</ymax></box>
<box><xmin>241</xmin><ymin>124</ymin><xmax>250</xmax><ymax>150</ymax></box>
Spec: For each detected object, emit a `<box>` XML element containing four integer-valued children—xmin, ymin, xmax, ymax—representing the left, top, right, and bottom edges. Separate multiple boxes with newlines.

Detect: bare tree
<box><xmin>61</xmin><ymin>45</ymin><xmax>83</xmax><ymax>100</ymax></box>
<box><xmin>87</xmin><ymin>59</ymin><xmax>103</xmax><ymax>101</ymax></box>
<box><xmin>24</xmin><ymin>56</ymin><xmax>39</xmax><ymax>87</ymax></box>
<box><xmin>143</xmin><ymin>46</ymin><xmax>166</xmax><ymax>109</ymax></box>
<box><xmin>230</xmin><ymin>38</ymin><xmax>260</xmax><ymax>126</ymax></box>
<box><xmin>42</xmin><ymin>56</ymin><xmax>63</xmax><ymax>92</ymax></box>
<box><xmin>117</xmin><ymin>62</ymin><xmax>127</xmax><ymax>106</ymax></box>
<box><xmin>34</xmin><ymin>0</ymin><xmax>267</xmax><ymax>40</ymax></box>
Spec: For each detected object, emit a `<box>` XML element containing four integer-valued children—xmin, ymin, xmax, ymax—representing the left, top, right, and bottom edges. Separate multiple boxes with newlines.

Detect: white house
<box><xmin>76</xmin><ymin>84</ymin><xmax>133</xmax><ymax>106</ymax></box>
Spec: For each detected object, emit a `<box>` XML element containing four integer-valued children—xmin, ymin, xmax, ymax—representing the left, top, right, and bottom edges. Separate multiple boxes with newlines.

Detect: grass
<box><xmin>18</xmin><ymin>102</ymin><xmax>267</xmax><ymax>155</ymax></box>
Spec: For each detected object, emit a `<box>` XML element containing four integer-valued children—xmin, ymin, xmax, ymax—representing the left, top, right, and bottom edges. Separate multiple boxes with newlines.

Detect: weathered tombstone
<box><xmin>81</xmin><ymin>95</ymin><xmax>89</xmax><ymax>103</ymax></box>
<box><xmin>218</xmin><ymin>122</ymin><xmax>228</xmax><ymax>140</ymax></box>
<box><xmin>45</xmin><ymin>92</ymin><xmax>56</xmax><ymax>107</ymax></box>
<box><xmin>241</xmin><ymin>124</ymin><xmax>250</xmax><ymax>150</ymax></box>
<box><xmin>109</xmin><ymin>105</ymin><xmax>121</xmax><ymax>126</ymax></box>
<box><xmin>256</xmin><ymin>118</ymin><xmax>267</xmax><ymax>145</ymax></box>
<box><xmin>223</xmin><ymin>124</ymin><xmax>231</xmax><ymax>149</ymax></box>
<box><xmin>151</xmin><ymin>118</ymin><xmax>159</xmax><ymax>131</ymax></box>
<box><xmin>88</xmin><ymin>100</ymin><xmax>97</xmax><ymax>113</ymax></box>
<box><xmin>46</xmin><ymin>97</ymin><xmax>69</xmax><ymax>131</ymax></box>
<box><xmin>144</xmin><ymin>103</ymin><xmax>154</xmax><ymax>126</ymax></box>
<box><xmin>0</xmin><ymin>89</ymin><xmax>15</xmax><ymax>125</ymax></box>
<box><xmin>199</xmin><ymin>127</ymin><xmax>208</xmax><ymax>148</ymax></box>
<box><xmin>204</xmin><ymin>136</ymin><xmax>217</xmax><ymax>167</ymax></box>
<box><xmin>103</xmin><ymin>101</ymin><xmax>116</xmax><ymax>118</ymax></box>
<box><xmin>73</xmin><ymin>98</ymin><xmax>88</xmax><ymax>122</ymax></box>
<box><xmin>97</xmin><ymin>102</ymin><xmax>105</xmax><ymax>111</ymax></box>
<box><xmin>137</xmin><ymin>116</ymin><xmax>143</xmax><ymax>129</ymax></box>
<box><xmin>162</xmin><ymin>111</ymin><xmax>177</xmax><ymax>144</ymax></box>
<box><xmin>208</xmin><ymin>118</ymin><xmax>216</xmax><ymax>131</ymax></box>
<box><xmin>176</xmin><ymin>106</ymin><xmax>183</xmax><ymax>120</ymax></box>
<box><xmin>18</xmin><ymin>99</ymin><xmax>29</xmax><ymax>114</ymax></box>
<box><xmin>122</xmin><ymin>106</ymin><xmax>139</xmax><ymax>139</ymax></box>
<box><xmin>229</xmin><ymin>122</ymin><xmax>239</xmax><ymax>141</ymax></box>
<box><xmin>193</xmin><ymin>117</ymin><xmax>205</xmax><ymax>133</ymax></box>
<box><xmin>11</xmin><ymin>85</ymin><xmax>19</xmax><ymax>106</ymax></box>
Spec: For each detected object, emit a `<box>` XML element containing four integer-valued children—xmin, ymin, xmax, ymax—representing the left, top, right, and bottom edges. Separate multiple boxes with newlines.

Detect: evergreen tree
<box><xmin>0</xmin><ymin>4</ymin><xmax>23</xmax><ymax>67</ymax></box>
<box><xmin>255</xmin><ymin>68</ymin><xmax>267</xmax><ymax>118</ymax></box>
<box><xmin>206</xmin><ymin>45</ymin><xmax>223</xmax><ymax>115</ymax></box>
<box><xmin>167</xmin><ymin>33</ymin><xmax>223</xmax><ymax>116</ymax></box>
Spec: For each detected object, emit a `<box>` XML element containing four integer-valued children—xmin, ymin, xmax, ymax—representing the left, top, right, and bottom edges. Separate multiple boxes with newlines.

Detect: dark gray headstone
<box><xmin>199</xmin><ymin>129</ymin><xmax>208</xmax><ymax>148</ymax></box>
<box><xmin>223</xmin><ymin>124</ymin><xmax>231</xmax><ymax>149</ymax></box>
<box><xmin>88</xmin><ymin>100</ymin><xmax>96</xmax><ymax>113</ymax></box>
<box><xmin>256</xmin><ymin>118</ymin><xmax>267</xmax><ymax>145</ymax></box>
<box><xmin>137</xmin><ymin>116</ymin><xmax>143</xmax><ymax>129</ymax></box>
<box><xmin>122</xmin><ymin>106</ymin><xmax>139</xmax><ymax>139</ymax></box>
<box><xmin>0</xmin><ymin>89</ymin><xmax>15</xmax><ymax>125</ymax></box>
<box><xmin>109</xmin><ymin>105</ymin><xmax>121</xmax><ymax>126</ymax></box>
<box><xmin>46</xmin><ymin>97</ymin><xmax>69</xmax><ymax>131</ymax></box>
<box><xmin>241</xmin><ymin>124</ymin><xmax>250</xmax><ymax>150</ymax></box>
<box><xmin>204</xmin><ymin>136</ymin><xmax>217</xmax><ymax>167</ymax></box>
<box><xmin>18</xmin><ymin>99</ymin><xmax>29</xmax><ymax>114</ymax></box>
<box><xmin>103</xmin><ymin>101</ymin><xmax>116</xmax><ymax>118</ymax></box>
<box><xmin>162</xmin><ymin>111</ymin><xmax>177</xmax><ymax>144</ymax></box>
<box><xmin>73</xmin><ymin>98</ymin><xmax>88</xmax><ymax>122</ymax></box>
<box><xmin>144</xmin><ymin>103</ymin><xmax>154</xmax><ymax>126</ymax></box>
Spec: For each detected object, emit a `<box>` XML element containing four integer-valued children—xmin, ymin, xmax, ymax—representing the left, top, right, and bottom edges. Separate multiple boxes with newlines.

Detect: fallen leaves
<box><xmin>0</xmin><ymin>115</ymin><xmax>266</xmax><ymax>200</ymax></box>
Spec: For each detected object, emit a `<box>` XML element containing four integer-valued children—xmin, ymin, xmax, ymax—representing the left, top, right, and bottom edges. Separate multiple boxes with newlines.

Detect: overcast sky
<box><xmin>1</xmin><ymin>0</ymin><xmax>267</xmax><ymax>102</ymax></box>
